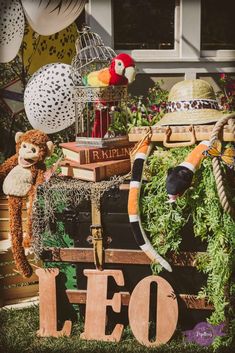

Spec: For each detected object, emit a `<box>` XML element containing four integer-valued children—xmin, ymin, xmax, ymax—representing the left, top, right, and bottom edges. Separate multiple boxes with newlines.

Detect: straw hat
<box><xmin>157</xmin><ymin>79</ymin><xmax>224</xmax><ymax>125</ymax></box>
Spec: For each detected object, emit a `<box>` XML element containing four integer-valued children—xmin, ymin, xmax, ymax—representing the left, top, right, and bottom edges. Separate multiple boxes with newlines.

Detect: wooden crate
<box><xmin>0</xmin><ymin>242</ymin><xmax>40</xmax><ymax>307</ymax></box>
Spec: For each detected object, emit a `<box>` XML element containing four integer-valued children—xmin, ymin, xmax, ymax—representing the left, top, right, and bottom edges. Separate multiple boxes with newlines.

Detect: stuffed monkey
<box><xmin>0</xmin><ymin>130</ymin><xmax>54</xmax><ymax>277</ymax></box>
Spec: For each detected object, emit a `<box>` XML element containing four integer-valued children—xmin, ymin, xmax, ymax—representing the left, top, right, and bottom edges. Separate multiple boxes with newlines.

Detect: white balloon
<box><xmin>24</xmin><ymin>63</ymin><xmax>75</xmax><ymax>134</ymax></box>
<box><xmin>0</xmin><ymin>0</ymin><xmax>25</xmax><ymax>63</ymax></box>
<box><xmin>21</xmin><ymin>0</ymin><xmax>86</xmax><ymax>36</ymax></box>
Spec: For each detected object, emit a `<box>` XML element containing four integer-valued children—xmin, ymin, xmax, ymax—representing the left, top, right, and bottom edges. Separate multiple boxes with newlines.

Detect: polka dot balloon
<box><xmin>24</xmin><ymin>63</ymin><xmax>75</xmax><ymax>134</ymax></box>
<box><xmin>0</xmin><ymin>0</ymin><xmax>25</xmax><ymax>63</ymax></box>
<box><xmin>21</xmin><ymin>0</ymin><xmax>86</xmax><ymax>36</ymax></box>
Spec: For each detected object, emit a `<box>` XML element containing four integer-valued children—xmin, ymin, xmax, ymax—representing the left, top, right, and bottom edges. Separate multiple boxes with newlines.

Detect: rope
<box><xmin>210</xmin><ymin>112</ymin><xmax>235</xmax><ymax>219</ymax></box>
<box><xmin>130</xmin><ymin>127</ymin><xmax>152</xmax><ymax>157</ymax></box>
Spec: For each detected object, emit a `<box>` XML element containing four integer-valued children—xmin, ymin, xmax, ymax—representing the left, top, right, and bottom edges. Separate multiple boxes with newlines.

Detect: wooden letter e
<box><xmin>80</xmin><ymin>269</ymin><xmax>124</xmax><ymax>342</ymax></box>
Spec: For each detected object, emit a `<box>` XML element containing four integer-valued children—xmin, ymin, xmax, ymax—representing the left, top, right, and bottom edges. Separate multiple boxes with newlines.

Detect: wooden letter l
<box><xmin>36</xmin><ymin>268</ymin><xmax>72</xmax><ymax>337</ymax></box>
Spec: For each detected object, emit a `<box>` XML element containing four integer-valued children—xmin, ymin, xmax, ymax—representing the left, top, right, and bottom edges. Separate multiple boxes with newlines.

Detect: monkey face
<box><xmin>18</xmin><ymin>142</ymin><xmax>40</xmax><ymax>167</ymax></box>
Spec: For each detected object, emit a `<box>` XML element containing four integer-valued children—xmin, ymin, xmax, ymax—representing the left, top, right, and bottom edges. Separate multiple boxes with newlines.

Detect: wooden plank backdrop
<box><xmin>0</xmin><ymin>246</ymin><xmax>40</xmax><ymax>307</ymax></box>
<box><xmin>44</xmin><ymin>247</ymin><xmax>212</xmax><ymax>311</ymax></box>
<box><xmin>0</xmin><ymin>194</ymin><xmax>40</xmax><ymax>307</ymax></box>
<box><xmin>47</xmin><ymin>247</ymin><xmax>201</xmax><ymax>267</ymax></box>
<box><xmin>0</xmin><ymin>195</ymin><xmax>27</xmax><ymax>240</ymax></box>
<box><xmin>66</xmin><ymin>289</ymin><xmax>214</xmax><ymax>310</ymax></box>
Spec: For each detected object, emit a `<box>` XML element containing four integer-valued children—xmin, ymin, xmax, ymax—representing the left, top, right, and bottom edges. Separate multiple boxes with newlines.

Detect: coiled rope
<box><xmin>210</xmin><ymin>112</ymin><xmax>235</xmax><ymax>219</ymax></box>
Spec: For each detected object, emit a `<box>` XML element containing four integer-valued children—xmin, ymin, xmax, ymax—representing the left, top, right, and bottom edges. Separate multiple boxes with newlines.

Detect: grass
<box><xmin>0</xmin><ymin>305</ymin><xmax>234</xmax><ymax>353</ymax></box>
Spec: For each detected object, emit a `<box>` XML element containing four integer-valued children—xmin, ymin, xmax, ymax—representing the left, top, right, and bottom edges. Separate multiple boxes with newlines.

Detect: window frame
<box><xmin>201</xmin><ymin>50</ymin><xmax>235</xmax><ymax>59</ymax></box>
<box><xmin>112</xmin><ymin>0</ymin><xmax>180</xmax><ymax>58</ymax></box>
<box><xmin>86</xmin><ymin>0</ymin><xmax>180</xmax><ymax>59</ymax></box>
<box><xmin>200</xmin><ymin>0</ymin><xmax>235</xmax><ymax>55</ymax></box>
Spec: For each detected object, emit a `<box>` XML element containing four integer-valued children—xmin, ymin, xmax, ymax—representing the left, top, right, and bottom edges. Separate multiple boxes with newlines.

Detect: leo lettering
<box><xmin>36</xmin><ymin>269</ymin><xmax>178</xmax><ymax>346</ymax></box>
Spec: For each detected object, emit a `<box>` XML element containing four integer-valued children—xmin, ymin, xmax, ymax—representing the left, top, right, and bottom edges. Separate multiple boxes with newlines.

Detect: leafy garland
<box><xmin>141</xmin><ymin>147</ymin><xmax>193</xmax><ymax>269</ymax></box>
<box><xmin>192</xmin><ymin>158</ymin><xmax>235</xmax><ymax>349</ymax></box>
<box><xmin>140</xmin><ymin>146</ymin><xmax>235</xmax><ymax>349</ymax></box>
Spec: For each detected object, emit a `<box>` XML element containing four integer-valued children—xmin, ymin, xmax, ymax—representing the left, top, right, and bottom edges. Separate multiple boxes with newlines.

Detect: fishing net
<box><xmin>32</xmin><ymin>175</ymin><xmax>126</xmax><ymax>257</ymax></box>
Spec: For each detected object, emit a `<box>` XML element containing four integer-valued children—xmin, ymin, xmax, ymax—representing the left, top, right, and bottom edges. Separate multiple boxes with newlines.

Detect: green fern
<box><xmin>141</xmin><ymin>147</ymin><xmax>235</xmax><ymax>349</ymax></box>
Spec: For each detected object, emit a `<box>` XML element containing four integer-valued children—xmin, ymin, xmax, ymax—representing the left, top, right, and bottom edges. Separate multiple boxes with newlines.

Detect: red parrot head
<box><xmin>110</xmin><ymin>53</ymin><xmax>136</xmax><ymax>84</ymax></box>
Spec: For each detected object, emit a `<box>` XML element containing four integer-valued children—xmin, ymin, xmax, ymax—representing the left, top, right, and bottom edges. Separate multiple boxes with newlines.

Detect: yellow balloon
<box><xmin>22</xmin><ymin>22</ymin><xmax>78</xmax><ymax>74</ymax></box>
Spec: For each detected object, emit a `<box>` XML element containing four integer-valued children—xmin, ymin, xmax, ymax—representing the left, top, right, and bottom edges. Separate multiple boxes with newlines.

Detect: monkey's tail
<box><xmin>8</xmin><ymin>196</ymin><xmax>33</xmax><ymax>278</ymax></box>
<box><xmin>128</xmin><ymin>131</ymin><xmax>172</xmax><ymax>272</ymax></box>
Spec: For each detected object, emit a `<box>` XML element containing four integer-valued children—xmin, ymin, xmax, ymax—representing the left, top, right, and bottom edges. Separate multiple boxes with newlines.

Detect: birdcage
<box><xmin>71</xmin><ymin>26</ymin><xmax>129</xmax><ymax>147</ymax></box>
<box><xmin>71</xmin><ymin>26</ymin><xmax>116</xmax><ymax>85</ymax></box>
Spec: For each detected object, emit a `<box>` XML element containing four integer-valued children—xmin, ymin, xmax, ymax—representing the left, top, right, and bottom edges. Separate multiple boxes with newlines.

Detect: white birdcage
<box><xmin>71</xmin><ymin>26</ymin><xmax>116</xmax><ymax>86</ymax></box>
<box><xmin>71</xmin><ymin>26</ymin><xmax>129</xmax><ymax>147</ymax></box>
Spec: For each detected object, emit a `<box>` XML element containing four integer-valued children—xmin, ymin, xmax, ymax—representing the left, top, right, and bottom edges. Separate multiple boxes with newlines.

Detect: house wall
<box><xmin>85</xmin><ymin>0</ymin><xmax>235</xmax><ymax>95</ymax></box>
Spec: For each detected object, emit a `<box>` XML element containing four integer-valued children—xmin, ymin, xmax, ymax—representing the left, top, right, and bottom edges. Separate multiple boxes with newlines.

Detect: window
<box><xmin>113</xmin><ymin>0</ymin><xmax>175</xmax><ymax>50</ymax></box>
<box><xmin>87</xmin><ymin>0</ymin><xmax>235</xmax><ymax>77</ymax></box>
<box><xmin>201</xmin><ymin>0</ymin><xmax>235</xmax><ymax>50</ymax></box>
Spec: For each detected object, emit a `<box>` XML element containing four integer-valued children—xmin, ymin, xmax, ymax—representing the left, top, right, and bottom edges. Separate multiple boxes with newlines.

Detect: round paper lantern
<box><xmin>24</xmin><ymin>63</ymin><xmax>75</xmax><ymax>134</ymax></box>
<box><xmin>23</xmin><ymin>22</ymin><xmax>78</xmax><ymax>74</ymax></box>
<box><xmin>0</xmin><ymin>0</ymin><xmax>25</xmax><ymax>63</ymax></box>
<box><xmin>21</xmin><ymin>0</ymin><xmax>86</xmax><ymax>36</ymax></box>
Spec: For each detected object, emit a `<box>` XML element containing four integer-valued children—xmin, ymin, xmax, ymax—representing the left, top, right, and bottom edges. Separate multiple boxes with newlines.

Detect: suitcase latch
<box><xmin>90</xmin><ymin>224</ymin><xmax>103</xmax><ymax>240</ymax></box>
<box><xmin>90</xmin><ymin>224</ymin><xmax>104</xmax><ymax>271</ymax></box>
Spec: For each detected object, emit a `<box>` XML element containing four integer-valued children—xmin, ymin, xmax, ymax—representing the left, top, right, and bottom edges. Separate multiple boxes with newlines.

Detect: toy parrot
<box><xmin>84</xmin><ymin>53</ymin><xmax>136</xmax><ymax>87</ymax></box>
<box><xmin>166</xmin><ymin>141</ymin><xmax>210</xmax><ymax>202</ymax></box>
<box><xmin>83</xmin><ymin>53</ymin><xmax>136</xmax><ymax>138</ymax></box>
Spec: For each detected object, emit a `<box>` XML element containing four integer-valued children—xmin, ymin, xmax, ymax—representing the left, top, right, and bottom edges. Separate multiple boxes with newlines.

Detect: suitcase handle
<box><xmin>163</xmin><ymin>125</ymin><xmax>196</xmax><ymax>148</ymax></box>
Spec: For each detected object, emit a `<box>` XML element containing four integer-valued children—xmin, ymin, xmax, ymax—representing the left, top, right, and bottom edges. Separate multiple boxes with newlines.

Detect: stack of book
<box><xmin>59</xmin><ymin>141</ymin><xmax>133</xmax><ymax>182</ymax></box>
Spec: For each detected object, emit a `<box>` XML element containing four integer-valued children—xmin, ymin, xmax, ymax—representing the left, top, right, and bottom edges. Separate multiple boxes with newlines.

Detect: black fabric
<box><xmin>166</xmin><ymin>166</ymin><xmax>194</xmax><ymax>195</ymax></box>
<box><xmin>130</xmin><ymin>221</ymin><xmax>145</xmax><ymax>246</ymax></box>
<box><xmin>131</xmin><ymin>158</ymin><xmax>144</xmax><ymax>182</ymax></box>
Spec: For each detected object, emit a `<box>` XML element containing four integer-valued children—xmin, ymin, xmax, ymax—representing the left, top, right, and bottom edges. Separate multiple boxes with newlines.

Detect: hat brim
<box><xmin>157</xmin><ymin>109</ymin><xmax>224</xmax><ymax>126</ymax></box>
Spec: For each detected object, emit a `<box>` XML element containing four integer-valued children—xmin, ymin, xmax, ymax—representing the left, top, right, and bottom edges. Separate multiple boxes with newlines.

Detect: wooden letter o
<box><xmin>128</xmin><ymin>275</ymin><xmax>178</xmax><ymax>347</ymax></box>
